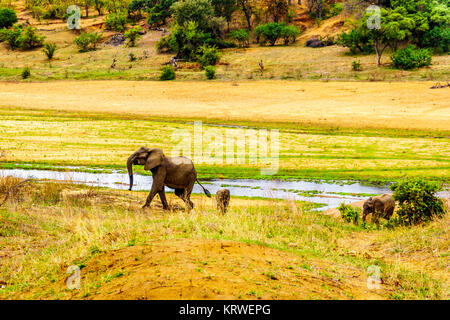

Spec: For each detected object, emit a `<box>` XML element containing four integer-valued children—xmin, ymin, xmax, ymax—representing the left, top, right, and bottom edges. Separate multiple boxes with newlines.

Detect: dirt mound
<box><xmin>105</xmin><ymin>34</ymin><xmax>126</xmax><ymax>46</ymax></box>
<box><xmin>72</xmin><ymin>239</ymin><xmax>387</xmax><ymax>300</ymax></box>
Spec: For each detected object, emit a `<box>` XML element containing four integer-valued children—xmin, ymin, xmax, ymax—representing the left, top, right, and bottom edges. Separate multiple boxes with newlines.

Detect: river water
<box><xmin>0</xmin><ymin>168</ymin><xmax>393</xmax><ymax>210</ymax></box>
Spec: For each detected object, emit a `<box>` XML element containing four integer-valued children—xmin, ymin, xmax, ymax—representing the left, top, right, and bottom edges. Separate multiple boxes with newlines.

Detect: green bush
<box><xmin>390</xmin><ymin>178</ymin><xmax>445</xmax><ymax>225</ymax></box>
<box><xmin>105</xmin><ymin>13</ymin><xmax>127</xmax><ymax>32</ymax></box>
<box><xmin>20</xmin><ymin>26</ymin><xmax>45</xmax><ymax>50</ymax></box>
<box><xmin>43</xmin><ymin>6</ymin><xmax>65</xmax><ymax>20</ymax></box>
<box><xmin>231</xmin><ymin>29</ymin><xmax>250</xmax><ymax>48</ymax></box>
<box><xmin>204</xmin><ymin>65</ymin><xmax>216</xmax><ymax>79</ymax></box>
<box><xmin>124</xmin><ymin>26</ymin><xmax>142</xmax><ymax>47</ymax></box>
<box><xmin>43</xmin><ymin>42</ymin><xmax>57</xmax><ymax>60</ymax></box>
<box><xmin>0</xmin><ymin>7</ymin><xmax>17</xmax><ymax>29</ymax></box>
<box><xmin>74</xmin><ymin>32</ymin><xmax>102</xmax><ymax>52</ymax></box>
<box><xmin>338</xmin><ymin>203</ymin><xmax>361</xmax><ymax>225</ymax></box>
<box><xmin>0</xmin><ymin>25</ymin><xmax>22</xmax><ymax>49</ymax></box>
<box><xmin>197</xmin><ymin>44</ymin><xmax>220</xmax><ymax>67</ymax></box>
<box><xmin>329</xmin><ymin>3</ymin><xmax>343</xmax><ymax>17</ymax></box>
<box><xmin>21</xmin><ymin>67</ymin><xmax>31</xmax><ymax>79</ymax></box>
<box><xmin>159</xmin><ymin>65</ymin><xmax>175</xmax><ymax>81</ymax></box>
<box><xmin>391</xmin><ymin>45</ymin><xmax>432</xmax><ymax>70</ymax></box>
<box><xmin>280</xmin><ymin>25</ymin><xmax>300</xmax><ymax>45</ymax></box>
<box><xmin>157</xmin><ymin>21</ymin><xmax>210</xmax><ymax>60</ymax></box>
<box><xmin>352</xmin><ymin>59</ymin><xmax>362</xmax><ymax>71</ymax></box>
<box><xmin>255</xmin><ymin>22</ymin><xmax>284</xmax><ymax>46</ymax></box>
<box><xmin>337</xmin><ymin>29</ymin><xmax>374</xmax><ymax>54</ymax></box>
<box><xmin>255</xmin><ymin>23</ymin><xmax>300</xmax><ymax>46</ymax></box>
<box><xmin>0</xmin><ymin>25</ymin><xmax>45</xmax><ymax>50</ymax></box>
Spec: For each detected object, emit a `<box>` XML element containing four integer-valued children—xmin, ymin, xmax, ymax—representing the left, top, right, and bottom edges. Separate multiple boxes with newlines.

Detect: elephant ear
<box><xmin>144</xmin><ymin>148</ymin><xmax>164</xmax><ymax>170</ymax></box>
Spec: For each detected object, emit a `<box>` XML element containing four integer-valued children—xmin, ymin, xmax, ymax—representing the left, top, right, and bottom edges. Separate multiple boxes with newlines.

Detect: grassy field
<box><xmin>0</xmin><ymin>177</ymin><xmax>448</xmax><ymax>300</ymax></box>
<box><xmin>0</xmin><ymin>105</ymin><xmax>449</xmax><ymax>182</ymax></box>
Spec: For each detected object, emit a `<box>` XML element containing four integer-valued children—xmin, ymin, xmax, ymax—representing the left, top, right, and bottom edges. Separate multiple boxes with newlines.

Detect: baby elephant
<box><xmin>216</xmin><ymin>189</ymin><xmax>230</xmax><ymax>214</ymax></box>
<box><xmin>362</xmin><ymin>194</ymin><xmax>395</xmax><ymax>223</ymax></box>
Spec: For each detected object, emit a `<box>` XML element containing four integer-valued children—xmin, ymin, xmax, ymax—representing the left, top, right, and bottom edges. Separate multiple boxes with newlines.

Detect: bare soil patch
<box><xmin>68</xmin><ymin>239</ymin><xmax>389</xmax><ymax>300</ymax></box>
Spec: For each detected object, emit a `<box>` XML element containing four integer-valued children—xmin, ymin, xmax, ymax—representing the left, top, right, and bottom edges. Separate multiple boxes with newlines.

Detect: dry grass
<box><xmin>0</xmin><ymin>80</ymin><xmax>449</xmax><ymax>132</ymax></box>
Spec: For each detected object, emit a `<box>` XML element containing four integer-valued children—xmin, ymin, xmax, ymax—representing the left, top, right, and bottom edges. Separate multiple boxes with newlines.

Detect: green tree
<box><xmin>148</xmin><ymin>0</ymin><xmax>176</xmax><ymax>26</ymax></box>
<box><xmin>266</xmin><ymin>0</ymin><xmax>289</xmax><ymax>23</ymax></box>
<box><xmin>362</xmin><ymin>7</ymin><xmax>415</xmax><ymax>66</ymax></box>
<box><xmin>237</xmin><ymin>0</ymin><xmax>253</xmax><ymax>30</ymax></box>
<box><xmin>211</xmin><ymin>0</ymin><xmax>237</xmax><ymax>30</ymax></box>
<box><xmin>171</xmin><ymin>0</ymin><xmax>215</xmax><ymax>31</ymax></box>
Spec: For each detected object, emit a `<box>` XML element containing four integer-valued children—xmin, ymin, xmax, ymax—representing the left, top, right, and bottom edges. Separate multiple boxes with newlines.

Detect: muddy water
<box><xmin>0</xmin><ymin>168</ymin><xmax>393</xmax><ymax>210</ymax></box>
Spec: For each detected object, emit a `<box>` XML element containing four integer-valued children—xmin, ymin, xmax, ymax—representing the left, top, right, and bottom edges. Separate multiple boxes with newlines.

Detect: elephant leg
<box><xmin>143</xmin><ymin>189</ymin><xmax>158</xmax><ymax>208</ymax></box>
<box><xmin>183</xmin><ymin>181</ymin><xmax>195</xmax><ymax>210</ymax></box>
<box><xmin>158</xmin><ymin>190</ymin><xmax>169</xmax><ymax>210</ymax></box>
<box><xmin>143</xmin><ymin>169</ymin><xmax>166</xmax><ymax>208</ymax></box>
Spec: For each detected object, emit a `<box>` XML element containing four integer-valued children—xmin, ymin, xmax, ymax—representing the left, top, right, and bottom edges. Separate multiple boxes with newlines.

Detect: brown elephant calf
<box><xmin>216</xmin><ymin>189</ymin><xmax>230</xmax><ymax>214</ymax></box>
<box><xmin>362</xmin><ymin>194</ymin><xmax>395</xmax><ymax>223</ymax></box>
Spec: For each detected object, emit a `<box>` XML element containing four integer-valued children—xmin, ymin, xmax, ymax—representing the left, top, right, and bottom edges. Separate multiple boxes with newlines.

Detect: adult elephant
<box><xmin>362</xmin><ymin>194</ymin><xmax>395</xmax><ymax>223</ymax></box>
<box><xmin>127</xmin><ymin>147</ymin><xmax>211</xmax><ymax>209</ymax></box>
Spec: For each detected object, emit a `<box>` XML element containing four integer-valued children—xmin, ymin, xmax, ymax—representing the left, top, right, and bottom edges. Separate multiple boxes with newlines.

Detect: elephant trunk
<box><xmin>127</xmin><ymin>153</ymin><xmax>136</xmax><ymax>191</ymax></box>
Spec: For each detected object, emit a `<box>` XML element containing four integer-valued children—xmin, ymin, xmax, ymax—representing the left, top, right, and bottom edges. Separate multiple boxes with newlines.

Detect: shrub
<box><xmin>337</xmin><ymin>29</ymin><xmax>374</xmax><ymax>54</ymax></box>
<box><xmin>0</xmin><ymin>7</ymin><xmax>17</xmax><ymax>29</ymax></box>
<box><xmin>124</xmin><ymin>26</ymin><xmax>142</xmax><ymax>47</ymax></box>
<box><xmin>255</xmin><ymin>22</ymin><xmax>284</xmax><ymax>46</ymax></box>
<box><xmin>231</xmin><ymin>29</ymin><xmax>249</xmax><ymax>48</ymax></box>
<box><xmin>329</xmin><ymin>3</ymin><xmax>343</xmax><ymax>17</ymax></box>
<box><xmin>157</xmin><ymin>21</ymin><xmax>210</xmax><ymax>60</ymax></box>
<box><xmin>255</xmin><ymin>23</ymin><xmax>299</xmax><ymax>46</ymax></box>
<box><xmin>204</xmin><ymin>65</ymin><xmax>216</xmax><ymax>79</ymax></box>
<box><xmin>21</xmin><ymin>67</ymin><xmax>30</xmax><ymax>79</ymax></box>
<box><xmin>74</xmin><ymin>32</ymin><xmax>102</xmax><ymax>52</ymax></box>
<box><xmin>20</xmin><ymin>26</ymin><xmax>45</xmax><ymax>50</ymax></box>
<box><xmin>159</xmin><ymin>65</ymin><xmax>175</xmax><ymax>80</ymax></box>
<box><xmin>391</xmin><ymin>45</ymin><xmax>432</xmax><ymax>70</ymax></box>
<box><xmin>43</xmin><ymin>42</ymin><xmax>57</xmax><ymax>60</ymax></box>
<box><xmin>280</xmin><ymin>25</ymin><xmax>300</xmax><ymax>45</ymax></box>
<box><xmin>197</xmin><ymin>44</ymin><xmax>220</xmax><ymax>67</ymax></box>
<box><xmin>352</xmin><ymin>59</ymin><xmax>362</xmax><ymax>71</ymax></box>
<box><xmin>390</xmin><ymin>178</ymin><xmax>445</xmax><ymax>225</ymax></box>
<box><xmin>105</xmin><ymin>13</ymin><xmax>127</xmax><ymax>32</ymax></box>
<box><xmin>338</xmin><ymin>203</ymin><xmax>361</xmax><ymax>224</ymax></box>
<box><xmin>43</xmin><ymin>6</ymin><xmax>65</xmax><ymax>20</ymax></box>
<box><xmin>0</xmin><ymin>25</ymin><xmax>22</xmax><ymax>49</ymax></box>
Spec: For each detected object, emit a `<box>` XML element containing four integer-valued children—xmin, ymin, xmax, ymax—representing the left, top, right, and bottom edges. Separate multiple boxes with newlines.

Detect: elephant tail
<box><xmin>196</xmin><ymin>179</ymin><xmax>211</xmax><ymax>198</ymax></box>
